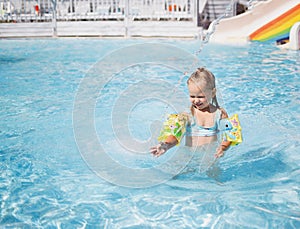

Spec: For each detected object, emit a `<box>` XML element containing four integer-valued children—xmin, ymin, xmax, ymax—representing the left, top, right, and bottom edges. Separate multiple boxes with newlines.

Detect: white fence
<box><xmin>0</xmin><ymin>0</ymin><xmax>196</xmax><ymax>22</ymax></box>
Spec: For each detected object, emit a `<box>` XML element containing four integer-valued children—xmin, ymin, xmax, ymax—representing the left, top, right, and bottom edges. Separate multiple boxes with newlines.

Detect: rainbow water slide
<box><xmin>209</xmin><ymin>0</ymin><xmax>300</xmax><ymax>44</ymax></box>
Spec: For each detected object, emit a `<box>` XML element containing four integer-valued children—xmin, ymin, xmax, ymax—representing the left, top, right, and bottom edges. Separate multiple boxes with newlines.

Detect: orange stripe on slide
<box><xmin>253</xmin><ymin>13</ymin><xmax>300</xmax><ymax>41</ymax></box>
<box><xmin>253</xmin><ymin>9</ymin><xmax>300</xmax><ymax>39</ymax></box>
<box><xmin>249</xmin><ymin>4</ymin><xmax>300</xmax><ymax>40</ymax></box>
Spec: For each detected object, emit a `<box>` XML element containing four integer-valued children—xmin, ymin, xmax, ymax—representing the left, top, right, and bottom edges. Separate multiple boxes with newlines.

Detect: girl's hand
<box><xmin>215</xmin><ymin>141</ymin><xmax>231</xmax><ymax>158</ymax></box>
<box><xmin>215</xmin><ymin>146</ymin><xmax>225</xmax><ymax>158</ymax></box>
<box><xmin>150</xmin><ymin>142</ymin><xmax>172</xmax><ymax>157</ymax></box>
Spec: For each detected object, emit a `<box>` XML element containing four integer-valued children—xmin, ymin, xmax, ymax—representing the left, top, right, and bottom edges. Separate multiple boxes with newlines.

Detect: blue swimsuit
<box><xmin>186</xmin><ymin>109</ymin><xmax>221</xmax><ymax>137</ymax></box>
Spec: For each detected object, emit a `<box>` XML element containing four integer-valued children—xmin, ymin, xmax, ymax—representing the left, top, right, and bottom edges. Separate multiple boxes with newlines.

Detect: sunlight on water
<box><xmin>0</xmin><ymin>39</ymin><xmax>299</xmax><ymax>228</ymax></box>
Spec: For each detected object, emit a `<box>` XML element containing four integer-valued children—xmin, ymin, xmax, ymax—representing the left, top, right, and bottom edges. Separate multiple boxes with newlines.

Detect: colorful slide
<box><xmin>209</xmin><ymin>0</ymin><xmax>300</xmax><ymax>45</ymax></box>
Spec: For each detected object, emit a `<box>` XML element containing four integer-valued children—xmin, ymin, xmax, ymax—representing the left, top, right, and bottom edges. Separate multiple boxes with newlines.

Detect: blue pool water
<box><xmin>0</xmin><ymin>38</ymin><xmax>299</xmax><ymax>228</ymax></box>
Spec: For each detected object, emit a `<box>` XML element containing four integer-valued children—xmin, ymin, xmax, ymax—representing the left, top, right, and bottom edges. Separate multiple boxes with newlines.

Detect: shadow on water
<box><xmin>164</xmin><ymin>145</ymin><xmax>292</xmax><ymax>194</ymax></box>
<box><xmin>0</xmin><ymin>56</ymin><xmax>27</xmax><ymax>64</ymax></box>
<box><xmin>219</xmin><ymin>147</ymin><xmax>288</xmax><ymax>183</ymax></box>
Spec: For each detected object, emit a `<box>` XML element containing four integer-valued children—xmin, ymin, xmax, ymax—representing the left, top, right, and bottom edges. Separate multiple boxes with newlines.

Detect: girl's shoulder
<box><xmin>179</xmin><ymin>112</ymin><xmax>192</xmax><ymax>121</ymax></box>
<box><xmin>177</xmin><ymin>111</ymin><xmax>193</xmax><ymax>125</ymax></box>
<box><xmin>218</xmin><ymin>107</ymin><xmax>229</xmax><ymax>119</ymax></box>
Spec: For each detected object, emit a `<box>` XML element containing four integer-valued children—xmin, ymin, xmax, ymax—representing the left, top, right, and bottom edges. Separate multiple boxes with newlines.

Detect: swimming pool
<box><xmin>0</xmin><ymin>38</ymin><xmax>299</xmax><ymax>228</ymax></box>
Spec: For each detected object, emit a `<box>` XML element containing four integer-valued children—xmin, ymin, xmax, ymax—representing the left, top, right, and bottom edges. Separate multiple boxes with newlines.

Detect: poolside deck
<box><xmin>0</xmin><ymin>20</ymin><xmax>201</xmax><ymax>38</ymax></box>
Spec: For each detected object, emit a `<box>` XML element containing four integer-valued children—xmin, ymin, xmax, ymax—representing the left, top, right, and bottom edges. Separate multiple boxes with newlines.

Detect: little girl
<box><xmin>150</xmin><ymin>67</ymin><xmax>231</xmax><ymax>158</ymax></box>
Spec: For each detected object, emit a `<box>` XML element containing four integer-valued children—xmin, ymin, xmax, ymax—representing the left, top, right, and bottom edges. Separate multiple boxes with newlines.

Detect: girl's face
<box><xmin>188</xmin><ymin>82</ymin><xmax>215</xmax><ymax>111</ymax></box>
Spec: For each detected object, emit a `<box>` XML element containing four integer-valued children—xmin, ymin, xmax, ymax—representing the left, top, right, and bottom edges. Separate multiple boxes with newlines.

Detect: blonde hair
<box><xmin>187</xmin><ymin>67</ymin><xmax>220</xmax><ymax>108</ymax></box>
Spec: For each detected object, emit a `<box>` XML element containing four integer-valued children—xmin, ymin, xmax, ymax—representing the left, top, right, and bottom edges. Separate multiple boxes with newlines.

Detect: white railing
<box><xmin>0</xmin><ymin>0</ymin><xmax>196</xmax><ymax>22</ymax></box>
<box><xmin>0</xmin><ymin>0</ymin><xmax>53</xmax><ymax>21</ymax></box>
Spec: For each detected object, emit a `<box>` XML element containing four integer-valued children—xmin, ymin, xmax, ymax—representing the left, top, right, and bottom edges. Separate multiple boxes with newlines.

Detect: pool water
<box><xmin>0</xmin><ymin>38</ymin><xmax>299</xmax><ymax>228</ymax></box>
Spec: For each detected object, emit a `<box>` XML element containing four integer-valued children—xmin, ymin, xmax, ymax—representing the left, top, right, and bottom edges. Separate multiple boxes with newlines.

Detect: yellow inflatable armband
<box><xmin>157</xmin><ymin>113</ymin><xmax>188</xmax><ymax>145</ymax></box>
<box><xmin>221</xmin><ymin>114</ymin><xmax>243</xmax><ymax>146</ymax></box>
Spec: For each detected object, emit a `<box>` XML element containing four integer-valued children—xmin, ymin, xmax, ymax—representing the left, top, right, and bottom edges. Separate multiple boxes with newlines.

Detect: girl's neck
<box><xmin>192</xmin><ymin>104</ymin><xmax>217</xmax><ymax>113</ymax></box>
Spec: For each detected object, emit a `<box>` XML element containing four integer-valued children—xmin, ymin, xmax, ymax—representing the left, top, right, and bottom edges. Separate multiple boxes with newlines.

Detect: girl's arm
<box><xmin>150</xmin><ymin>113</ymin><xmax>189</xmax><ymax>157</ymax></box>
<box><xmin>215</xmin><ymin>108</ymin><xmax>232</xmax><ymax>158</ymax></box>
<box><xmin>215</xmin><ymin>140</ymin><xmax>231</xmax><ymax>158</ymax></box>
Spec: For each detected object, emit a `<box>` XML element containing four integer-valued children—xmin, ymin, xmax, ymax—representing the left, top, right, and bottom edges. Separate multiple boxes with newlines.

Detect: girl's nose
<box><xmin>193</xmin><ymin>98</ymin><xmax>200</xmax><ymax>103</ymax></box>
